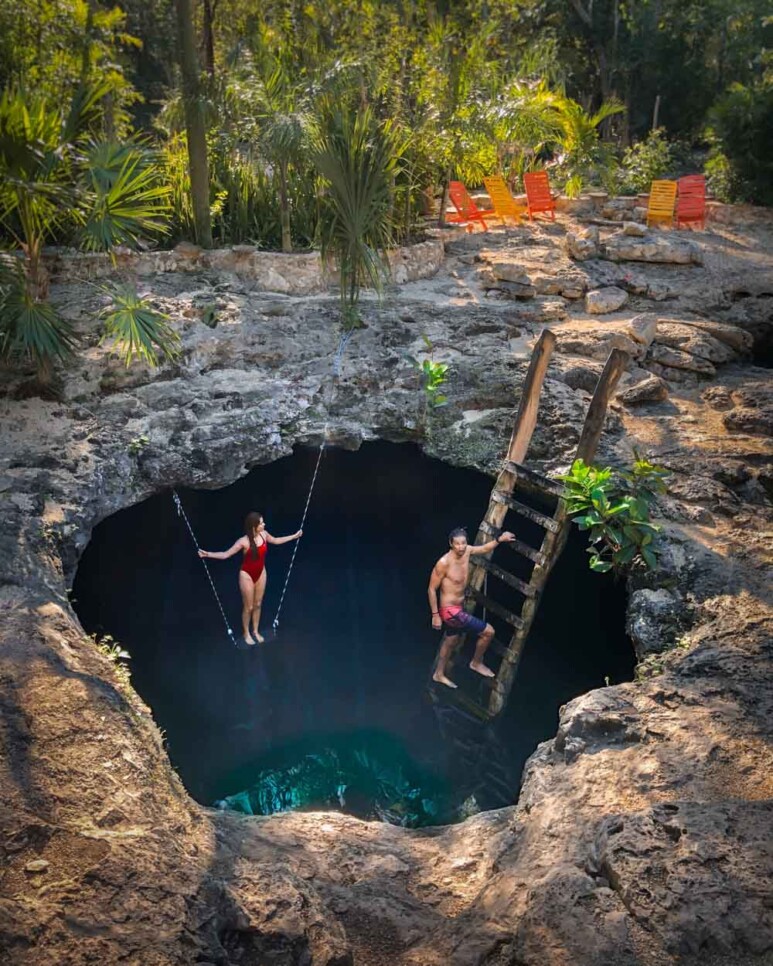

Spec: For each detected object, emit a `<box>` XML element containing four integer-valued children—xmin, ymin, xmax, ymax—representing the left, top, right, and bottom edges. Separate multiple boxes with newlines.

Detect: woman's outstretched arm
<box><xmin>265</xmin><ymin>529</ymin><xmax>302</xmax><ymax>546</ymax></box>
<box><xmin>199</xmin><ymin>538</ymin><xmax>246</xmax><ymax>560</ymax></box>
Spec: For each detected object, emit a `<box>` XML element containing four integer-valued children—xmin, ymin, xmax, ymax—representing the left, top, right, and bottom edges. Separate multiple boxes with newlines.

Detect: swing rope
<box><xmin>172</xmin><ymin>489</ymin><xmax>236</xmax><ymax>645</ymax></box>
<box><xmin>271</xmin><ymin>328</ymin><xmax>354</xmax><ymax>635</ymax></box>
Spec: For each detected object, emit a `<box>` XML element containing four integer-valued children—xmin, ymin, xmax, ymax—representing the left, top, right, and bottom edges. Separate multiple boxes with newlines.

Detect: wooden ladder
<box><xmin>429</xmin><ymin>330</ymin><xmax>629</xmax><ymax>720</ymax></box>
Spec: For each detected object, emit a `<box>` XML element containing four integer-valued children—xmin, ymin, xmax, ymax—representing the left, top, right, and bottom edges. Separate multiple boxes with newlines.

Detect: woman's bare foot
<box><xmin>255</xmin><ymin>632</ymin><xmax>265</xmax><ymax>644</ymax></box>
<box><xmin>432</xmin><ymin>672</ymin><xmax>458</xmax><ymax>689</ymax></box>
<box><xmin>469</xmin><ymin>661</ymin><xmax>495</xmax><ymax>678</ymax></box>
<box><xmin>244</xmin><ymin>633</ymin><xmax>255</xmax><ymax>646</ymax></box>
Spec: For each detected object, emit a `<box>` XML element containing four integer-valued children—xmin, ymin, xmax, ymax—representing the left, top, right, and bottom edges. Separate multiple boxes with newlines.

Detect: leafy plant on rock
<box><xmin>559</xmin><ymin>454</ymin><xmax>670</xmax><ymax>574</ymax></box>
<box><xmin>406</xmin><ymin>335</ymin><xmax>450</xmax><ymax>412</ymax></box>
<box><xmin>100</xmin><ymin>283</ymin><xmax>179</xmax><ymax>368</ymax></box>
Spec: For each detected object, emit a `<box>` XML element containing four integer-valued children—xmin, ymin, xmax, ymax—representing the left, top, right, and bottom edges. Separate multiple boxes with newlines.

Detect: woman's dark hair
<box><xmin>245</xmin><ymin>511</ymin><xmax>264</xmax><ymax>558</ymax></box>
<box><xmin>448</xmin><ymin>526</ymin><xmax>468</xmax><ymax>544</ymax></box>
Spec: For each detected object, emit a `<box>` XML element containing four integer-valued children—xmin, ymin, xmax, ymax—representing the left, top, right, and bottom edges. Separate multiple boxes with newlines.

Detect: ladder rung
<box><xmin>504</xmin><ymin>461</ymin><xmax>565</xmax><ymax>499</ymax></box>
<box><xmin>466</xmin><ymin>589</ymin><xmax>525</xmax><ymax>630</ymax></box>
<box><xmin>479</xmin><ymin>521</ymin><xmax>546</xmax><ymax>566</ymax></box>
<box><xmin>430</xmin><ymin>686</ymin><xmax>491</xmax><ymax>721</ymax></box>
<box><xmin>470</xmin><ymin>557</ymin><xmax>537</xmax><ymax>597</ymax></box>
<box><xmin>490</xmin><ymin>492</ymin><xmax>560</xmax><ymax>532</ymax></box>
<box><xmin>488</xmin><ymin>636</ymin><xmax>510</xmax><ymax>657</ymax></box>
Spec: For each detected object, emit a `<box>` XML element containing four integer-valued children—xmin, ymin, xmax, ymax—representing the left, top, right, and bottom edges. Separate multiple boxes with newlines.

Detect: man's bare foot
<box><xmin>469</xmin><ymin>661</ymin><xmax>495</xmax><ymax>678</ymax></box>
<box><xmin>244</xmin><ymin>633</ymin><xmax>255</xmax><ymax>646</ymax></box>
<box><xmin>255</xmin><ymin>632</ymin><xmax>265</xmax><ymax>644</ymax></box>
<box><xmin>432</xmin><ymin>672</ymin><xmax>458</xmax><ymax>689</ymax></box>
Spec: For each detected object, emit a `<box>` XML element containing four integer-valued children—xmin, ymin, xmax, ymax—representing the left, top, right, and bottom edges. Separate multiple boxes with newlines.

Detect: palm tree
<box><xmin>548</xmin><ymin>94</ymin><xmax>625</xmax><ymax>195</ymax></box>
<box><xmin>254</xmin><ymin>66</ymin><xmax>314</xmax><ymax>253</ymax></box>
<box><xmin>313</xmin><ymin>104</ymin><xmax>403</xmax><ymax>329</ymax></box>
<box><xmin>0</xmin><ymin>87</ymin><xmax>172</xmax><ymax>390</ymax></box>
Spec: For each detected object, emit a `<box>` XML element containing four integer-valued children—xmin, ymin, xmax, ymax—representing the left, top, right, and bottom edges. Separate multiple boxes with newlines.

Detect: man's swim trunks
<box><xmin>438</xmin><ymin>604</ymin><xmax>487</xmax><ymax>636</ymax></box>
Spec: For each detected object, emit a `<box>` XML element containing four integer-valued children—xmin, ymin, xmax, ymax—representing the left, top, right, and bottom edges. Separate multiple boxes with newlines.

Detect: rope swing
<box><xmin>271</xmin><ymin>328</ymin><xmax>354</xmax><ymax>636</ymax></box>
<box><xmin>172</xmin><ymin>489</ymin><xmax>237</xmax><ymax>645</ymax></box>
<box><xmin>172</xmin><ymin>328</ymin><xmax>354</xmax><ymax>646</ymax></box>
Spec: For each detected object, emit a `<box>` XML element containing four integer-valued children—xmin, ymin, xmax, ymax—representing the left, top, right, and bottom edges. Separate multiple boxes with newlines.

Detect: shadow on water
<box><xmin>72</xmin><ymin>442</ymin><xmax>634</xmax><ymax>825</ymax></box>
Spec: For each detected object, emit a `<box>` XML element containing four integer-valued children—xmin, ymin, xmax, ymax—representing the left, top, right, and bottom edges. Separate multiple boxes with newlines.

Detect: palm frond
<box><xmin>99</xmin><ymin>283</ymin><xmax>179</xmax><ymax>367</ymax></box>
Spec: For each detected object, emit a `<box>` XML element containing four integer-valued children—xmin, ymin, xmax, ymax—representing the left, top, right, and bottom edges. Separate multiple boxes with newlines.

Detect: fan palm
<box><xmin>0</xmin><ymin>87</ymin><xmax>170</xmax><ymax>389</ymax></box>
<box><xmin>313</xmin><ymin>104</ymin><xmax>403</xmax><ymax>329</ymax></box>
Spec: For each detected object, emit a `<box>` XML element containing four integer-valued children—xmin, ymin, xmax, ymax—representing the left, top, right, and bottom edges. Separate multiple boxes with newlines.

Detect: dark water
<box><xmin>73</xmin><ymin>442</ymin><xmax>633</xmax><ymax>823</ymax></box>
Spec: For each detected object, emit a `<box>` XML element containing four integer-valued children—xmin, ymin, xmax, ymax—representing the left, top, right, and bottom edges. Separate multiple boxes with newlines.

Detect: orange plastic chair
<box><xmin>446</xmin><ymin>180</ymin><xmax>494</xmax><ymax>231</ymax></box>
<box><xmin>482</xmin><ymin>174</ymin><xmax>525</xmax><ymax>225</ymax></box>
<box><xmin>676</xmin><ymin>174</ymin><xmax>706</xmax><ymax>230</ymax></box>
<box><xmin>646</xmin><ymin>180</ymin><xmax>678</xmax><ymax>228</ymax></box>
<box><xmin>523</xmin><ymin>170</ymin><xmax>556</xmax><ymax>221</ymax></box>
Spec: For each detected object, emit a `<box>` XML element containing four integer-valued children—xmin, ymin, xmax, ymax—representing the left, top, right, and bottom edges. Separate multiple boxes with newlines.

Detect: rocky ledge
<box><xmin>0</xmin><ymin>209</ymin><xmax>771</xmax><ymax>966</ymax></box>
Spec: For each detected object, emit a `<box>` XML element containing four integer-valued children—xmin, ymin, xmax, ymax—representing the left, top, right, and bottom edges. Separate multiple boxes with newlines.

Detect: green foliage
<box><xmin>100</xmin><ymin>283</ymin><xmax>180</xmax><ymax>368</ymax></box>
<box><xmin>704</xmin><ymin>150</ymin><xmax>738</xmax><ymax>203</ymax></box>
<box><xmin>128</xmin><ymin>433</ymin><xmax>149</xmax><ymax>455</ymax></box>
<box><xmin>706</xmin><ymin>80</ymin><xmax>773</xmax><ymax>205</ymax></box>
<box><xmin>559</xmin><ymin>455</ymin><xmax>671</xmax><ymax>574</ymax></box>
<box><xmin>549</xmin><ymin>95</ymin><xmax>624</xmax><ymax>194</ymax></box>
<box><xmin>313</xmin><ymin>104</ymin><xmax>403</xmax><ymax>329</ymax></box>
<box><xmin>618</xmin><ymin>129</ymin><xmax>675</xmax><ymax>195</ymax></box>
<box><xmin>91</xmin><ymin>633</ymin><xmax>132</xmax><ymax>689</ymax></box>
<box><xmin>0</xmin><ymin>256</ymin><xmax>77</xmax><ymax>383</ymax></box>
<box><xmin>406</xmin><ymin>335</ymin><xmax>450</xmax><ymax>410</ymax></box>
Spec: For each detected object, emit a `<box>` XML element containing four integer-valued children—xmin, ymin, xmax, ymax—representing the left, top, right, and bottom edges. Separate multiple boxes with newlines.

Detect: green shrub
<box><xmin>559</xmin><ymin>455</ymin><xmax>671</xmax><ymax>574</ymax></box>
<box><xmin>618</xmin><ymin>129</ymin><xmax>674</xmax><ymax>195</ymax></box>
<box><xmin>706</xmin><ymin>81</ymin><xmax>773</xmax><ymax>206</ymax></box>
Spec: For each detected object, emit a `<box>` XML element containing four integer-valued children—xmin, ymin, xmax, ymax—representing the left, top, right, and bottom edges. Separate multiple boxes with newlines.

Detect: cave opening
<box><xmin>73</xmin><ymin>442</ymin><xmax>634</xmax><ymax>826</ymax></box>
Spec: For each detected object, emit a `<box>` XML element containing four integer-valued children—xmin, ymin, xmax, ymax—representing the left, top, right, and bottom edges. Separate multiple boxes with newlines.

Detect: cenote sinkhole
<box><xmin>73</xmin><ymin>441</ymin><xmax>634</xmax><ymax>826</ymax></box>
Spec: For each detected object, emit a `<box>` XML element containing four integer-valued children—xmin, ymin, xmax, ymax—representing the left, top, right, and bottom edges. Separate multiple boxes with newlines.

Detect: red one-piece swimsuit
<box><xmin>240</xmin><ymin>539</ymin><xmax>267</xmax><ymax>583</ymax></box>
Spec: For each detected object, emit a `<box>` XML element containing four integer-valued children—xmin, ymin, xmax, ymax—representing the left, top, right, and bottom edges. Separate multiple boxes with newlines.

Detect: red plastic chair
<box><xmin>523</xmin><ymin>170</ymin><xmax>556</xmax><ymax>221</ymax></box>
<box><xmin>676</xmin><ymin>174</ymin><xmax>707</xmax><ymax>230</ymax></box>
<box><xmin>447</xmin><ymin>180</ymin><xmax>494</xmax><ymax>231</ymax></box>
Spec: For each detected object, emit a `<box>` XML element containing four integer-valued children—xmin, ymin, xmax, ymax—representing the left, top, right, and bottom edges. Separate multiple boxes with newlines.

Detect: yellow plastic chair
<box><xmin>482</xmin><ymin>174</ymin><xmax>525</xmax><ymax>225</ymax></box>
<box><xmin>646</xmin><ymin>180</ymin><xmax>677</xmax><ymax>228</ymax></box>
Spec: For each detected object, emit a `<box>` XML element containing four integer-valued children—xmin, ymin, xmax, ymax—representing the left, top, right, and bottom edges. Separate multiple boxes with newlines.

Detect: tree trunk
<box><xmin>279</xmin><ymin>162</ymin><xmax>291</xmax><ymax>253</ymax></box>
<box><xmin>438</xmin><ymin>165</ymin><xmax>452</xmax><ymax>227</ymax></box>
<box><xmin>202</xmin><ymin>0</ymin><xmax>217</xmax><ymax>78</ymax></box>
<box><xmin>174</xmin><ymin>0</ymin><xmax>212</xmax><ymax>248</ymax></box>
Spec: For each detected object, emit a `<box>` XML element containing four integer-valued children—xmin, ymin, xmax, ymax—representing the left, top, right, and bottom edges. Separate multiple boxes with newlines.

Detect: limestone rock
<box><xmin>601</xmin><ymin>198</ymin><xmax>638</xmax><ymax>221</ymax></box>
<box><xmin>659</xmin><ymin>317</ymin><xmax>753</xmax><ymax>354</ymax></box>
<box><xmin>490</xmin><ymin>262</ymin><xmax>532</xmax><ymax>286</ymax></box>
<box><xmin>653</xmin><ymin>321</ymin><xmax>737</xmax><ymax>364</ymax></box>
<box><xmin>627</xmin><ymin>314</ymin><xmax>658</xmax><ymax>348</ymax></box>
<box><xmin>616</xmin><ymin>374</ymin><xmax>669</xmax><ymax>405</ymax></box>
<box><xmin>562</xmin><ymin>364</ymin><xmax>604</xmax><ymax>394</ymax></box>
<box><xmin>645</xmin><ymin>360</ymin><xmax>701</xmax><ymax>385</ymax></box>
<box><xmin>604</xmin><ymin>234</ymin><xmax>703</xmax><ymax>265</ymax></box>
<box><xmin>647</xmin><ymin>343</ymin><xmax>716</xmax><ymax>376</ymax></box>
<box><xmin>622</xmin><ymin>221</ymin><xmax>647</xmax><ymax>237</ymax></box>
<box><xmin>585</xmin><ymin>286</ymin><xmax>628</xmax><ymax>314</ymax></box>
<box><xmin>626</xmin><ymin>588</ymin><xmax>683</xmax><ymax>655</ymax></box>
<box><xmin>556</xmin><ymin>325</ymin><xmax>643</xmax><ymax>363</ymax></box>
<box><xmin>722</xmin><ymin>407</ymin><xmax>773</xmax><ymax>436</ymax></box>
<box><xmin>566</xmin><ymin>226</ymin><xmax>600</xmax><ymax>261</ymax></box>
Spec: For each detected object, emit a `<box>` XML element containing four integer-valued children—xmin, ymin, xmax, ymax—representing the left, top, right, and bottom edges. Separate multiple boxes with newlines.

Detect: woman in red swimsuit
<box><xmin>199</xmin><ymin>511</ymin><xmax>302</xmax><ymax>645</ymax></box>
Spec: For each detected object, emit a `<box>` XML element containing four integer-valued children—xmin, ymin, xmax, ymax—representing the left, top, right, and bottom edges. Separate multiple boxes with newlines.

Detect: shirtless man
<box><xmin>428</xmin><ymin>527</ymin><xmax>515</xmax><ymax>689</ymax></box>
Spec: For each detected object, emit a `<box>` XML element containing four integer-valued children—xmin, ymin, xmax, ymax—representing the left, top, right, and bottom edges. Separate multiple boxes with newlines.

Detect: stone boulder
<box><xmin>652</xmin><ymin>323</ymin><xmax>736</xmax><ymax>365</ymax></box>
<box><xmin>626</xmin><ymin>588</ymin><xmax>684</xmax><ymax>655</ymax></box>
<box><xmin>647</xmin><ymin>343</ymin><xmax>717</xmax><ymax>376</ymax></box>
<box><xmin>562</xmin><ymin>363</ymin><xmax>604</xmax><ymax>394</ymax></box>
<box><xmin>585</xmin><ymin>286</ymin><xmax>628</xmax><ymax>314</ymax></box>
<box><xmin>565</xmin><ymin>226</ymin><xmax>600</xmax><ymax>261</ymax></box>
<box><xmin>604</xmin><ymin>234</ymin><xmax>703</xmax><ymax>265</ymax></box>
<box><xmin>627</xmin><ymin>314</ymin><xmax>658</xmax><ymax>348</ymax></box>
<box><xmin>658</xmin><ymin>318</ymin><xmax>753</xmax><ymax>355</ymax></box>
<box><xmin>622</xmin><ymin>221</ymin><xmax>647</xmax><ymax>237</ymax></box>
<box><xmin>556</xmin><ymin>323</ymin><xmax>643</xmax><ymax>363</ymax></box>
<box><xmin>616</xmin><ymin>374</ymin><xmax>669</xmax><ymax>405</ymax></box>
<box><xmin>601</xmin><ymin>198</ymin><xmax>638</xmax><ymax>221</ymax></box>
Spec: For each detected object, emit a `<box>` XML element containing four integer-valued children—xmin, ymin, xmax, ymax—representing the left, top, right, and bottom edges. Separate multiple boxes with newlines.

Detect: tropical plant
<box><xmin>549</xmin><ymin>94</ymin><xmax>625</xmax><ymax>194</ymax></box>
<box><xmin>0</xmin><ymin>86</ymin><xmax>170</xmax><ymax>389</ymax></box>
<box><xmin>100</xmin><ymin>283</ymin><xmax>179</xmax><ymax>368</ymax></box>
<box><xmin>559</xmin><ymin>455</ymin><xmax>671</xmax><ymax>573</ymax></box>
<box><xmin>313</xmin><ymin>104</ymin><xmax>403</xmax><ymax>329</ymax></box>
<box><xmin>706</xmin><ymin>79</ymin><xmax>773</xmax><ymax>205</ymax></box>
<box><xmin>617</xmin><ymin>128</ymin><xmax>674</xmax><ymax>195</ymax></box>
<box><xmin>406</xmin><ymin>335</ymin><xmax>449</xmax><ymax>410</ymax></box>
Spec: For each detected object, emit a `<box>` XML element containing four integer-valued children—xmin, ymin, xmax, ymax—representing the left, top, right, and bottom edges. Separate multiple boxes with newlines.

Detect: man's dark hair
<box><xmin>448</xmin><ymin>527</ymin><xmax>468</xmax><ymax>544</ymax></box>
